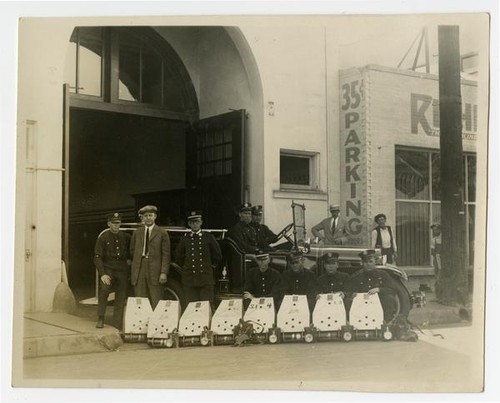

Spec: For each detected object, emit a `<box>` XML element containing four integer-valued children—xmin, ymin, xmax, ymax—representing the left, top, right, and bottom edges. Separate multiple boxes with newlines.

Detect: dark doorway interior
<box><xmin>67</xmin><ymin>108</ymin><xmax>246</xmax><ymax>301</ymax></box>
<box><xmin>68</xmin><ymin>108</ymin><xmax>186</xmax><ymax>299</ymax></box>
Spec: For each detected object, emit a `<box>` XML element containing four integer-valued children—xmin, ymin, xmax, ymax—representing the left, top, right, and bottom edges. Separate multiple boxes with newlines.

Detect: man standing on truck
<box><xmin>94</xmin><ymin>212</ymin><xmax>131</xmax><ymax>329</ymax></box>
<box><xmin>243</xmin><ymin>252</ymin><xmax>282</xmax><ymax>309</ymax></box>
<box><xmin>344</xmin><ymin>249</ymin><xmax>397</xmax><ymax>322</ymax></box>
<box><xmin>227</xmin><ymin>202</ymin><xmax>260</xmax><ymax>254</ymax></box>
<box><xmin>130</xmin><ymin>205</ymin><xmax>170</xmax><ymax>310</ymax></box>
<box><xmin>175</xmin><ymin>211</ymin><xmax>222</xmax><ymax>308</ymax></box>
<box><xmin>311</xmin><ymin>204</ymin><xmax>349</xmax><ymax>245</ymax></box>
<box><xmin>250</xmin><ymin>205</ymin><xmax>278</xmax><ymax>251</ymax></box>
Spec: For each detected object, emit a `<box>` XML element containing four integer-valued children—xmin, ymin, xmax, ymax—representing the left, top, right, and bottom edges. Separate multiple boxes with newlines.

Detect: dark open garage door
<box><xmin>185</xmin><ymin>109</ymin><xmax>246</xmax><ymax>229</ymax></box>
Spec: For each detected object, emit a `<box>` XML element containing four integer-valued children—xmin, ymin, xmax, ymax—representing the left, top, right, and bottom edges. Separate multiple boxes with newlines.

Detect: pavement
<box><xmin>22</xmin><ymin>274</ymin><xmax>469</xmax><ymax>359</ymax></box>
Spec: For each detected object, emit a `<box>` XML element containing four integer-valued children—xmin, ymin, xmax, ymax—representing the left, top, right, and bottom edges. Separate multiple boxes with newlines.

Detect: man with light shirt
<box><xmin>130</xmin><ymin>205</ymin><xmax>170</xmax><ymax>309</ymax></box>
<box><xmin>371</xmin><ymin>213</ymin><xmax>398</xmax><ymax>264</ymax></box>
<box><xmin>311</xmin><ymin>204</ymin><xmax>349</xmax><ymax>245</ymax></box>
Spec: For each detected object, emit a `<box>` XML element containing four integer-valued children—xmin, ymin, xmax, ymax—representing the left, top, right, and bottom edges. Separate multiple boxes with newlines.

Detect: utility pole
<box><xmin>436</xmin><ymin>25</ymin><xmax>468</xmax><ymax>305</ymax></box>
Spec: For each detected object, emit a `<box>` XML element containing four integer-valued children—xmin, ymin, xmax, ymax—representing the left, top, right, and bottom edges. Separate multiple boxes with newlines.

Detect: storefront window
<box><xmin>395</xmin><ymin>202</ymin><xmax>430</xmax><ymax>266</ymax></box>
<box><xmin>395</xmin><ymin>148</ymin><xmax>475</xmax><ymax>267</ymax></box>
<box><xmin>395</xmin><ymin>150</ymin><xmax>429</xmax><ymax>200</ymax></box>
<box><xmin>431</xmin><ymin>153</ymin><xmax>441</xmax><ymax>201</ymax></box>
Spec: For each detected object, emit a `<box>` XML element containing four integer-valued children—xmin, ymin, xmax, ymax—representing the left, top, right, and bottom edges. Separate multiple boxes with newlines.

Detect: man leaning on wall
<box><xmin>311</xmin><ymin>204</ymin><xmax>349</xmax><ymax>246</ymax></box>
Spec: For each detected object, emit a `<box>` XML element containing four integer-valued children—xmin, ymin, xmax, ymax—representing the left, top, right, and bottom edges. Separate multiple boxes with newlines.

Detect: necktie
<box><xmin>144</xmin><ymin>227</ymin><xmax>150</xmax><ymax>255</ymax></box>
<box><xmin>331</xmin><ymin>218</ymin><xmax>336</xmax><ymax>233</ymax></box>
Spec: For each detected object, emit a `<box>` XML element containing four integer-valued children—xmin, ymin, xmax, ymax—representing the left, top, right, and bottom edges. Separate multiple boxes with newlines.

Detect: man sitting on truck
<box><xmin>227</xmin><ymin>202</ymin><xmax>260</xmax><ymax>255</ymax></box>
<box><xmin>315</xmin><ymin>252</ymin><xmax>349</xmax><ymax>295</ymax></box>
<box><xmin>242</xmin><ymin>253</ymin><xmax>282</xmax><ymax>310</ymax></box>
<box><xmin>249</xmin><ymin>205</ymin><xmax>279</xmax><ymax>251</ymax></box>
<box><xmin>344</xmin><ymin>249</ymin><xmax>397</xmax><ymax>322</ymax></box>
<box><xmin>279</xmin><ymin>250</ymin><xmax>318</xmax><ymax>310</ymax></box>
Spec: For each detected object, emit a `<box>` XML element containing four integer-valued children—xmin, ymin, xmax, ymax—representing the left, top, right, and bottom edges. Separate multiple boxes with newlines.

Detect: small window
<box><xmin>118</xmin><ymin>32</ymin><xmax>163</xmax><ymax>104</ymax></box>
<box><xmin>280</xmin><ymin>150</ymin><xmax>318</xmax><ymax>190</ymax></box>
<box><xmin>69</xmin><ymin>27</ymin><xmax>104</xmax><ymax>97</ymax></box>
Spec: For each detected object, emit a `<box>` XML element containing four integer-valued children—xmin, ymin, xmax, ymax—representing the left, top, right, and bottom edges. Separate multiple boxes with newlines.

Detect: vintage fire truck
<box><xmin>113</xmin><ymin>202</ymin><xmax>413</xmax><ymax>320</ymax></box>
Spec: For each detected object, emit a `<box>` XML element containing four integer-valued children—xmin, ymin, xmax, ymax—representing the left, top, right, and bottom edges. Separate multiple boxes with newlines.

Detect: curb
<box><xmin>24</xmin><ymin>330</ymin><xmax>123</xmax><ymax>359</ymax></box>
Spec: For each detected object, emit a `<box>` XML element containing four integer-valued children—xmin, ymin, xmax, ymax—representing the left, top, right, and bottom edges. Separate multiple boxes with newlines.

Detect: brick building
<box><xmin>339</xmin><ymin>65</ymin><xmax>478</xmax><ymax>268</ymax></box>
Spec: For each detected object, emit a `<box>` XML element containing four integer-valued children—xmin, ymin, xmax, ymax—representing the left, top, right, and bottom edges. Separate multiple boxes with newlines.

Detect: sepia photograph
<box><xmin>1</xmin><ymin>1</ymin><xmax>499</xmax><ymax>402</ymax></box>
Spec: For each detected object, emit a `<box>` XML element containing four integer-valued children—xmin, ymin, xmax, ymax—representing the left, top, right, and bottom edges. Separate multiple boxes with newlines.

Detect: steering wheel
<box><xmin>275</xmin><ymin>223</ymin><xmax>294</xmax><ymax>243</ymax></box>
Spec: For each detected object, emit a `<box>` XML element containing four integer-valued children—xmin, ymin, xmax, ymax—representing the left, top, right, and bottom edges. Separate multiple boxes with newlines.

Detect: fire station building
<box><xmin>15</xmin><ymin>16</ymin><xmax>487</xmax><ymax>312</ymax></box>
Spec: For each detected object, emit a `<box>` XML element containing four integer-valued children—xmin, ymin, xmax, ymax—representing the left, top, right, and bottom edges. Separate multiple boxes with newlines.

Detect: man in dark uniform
<box><xmin>227</xmin><ymin>202</ymin><xmax>259</xmax><ymax>254</ymax></box>
<box><xmin>175</xmin><ymin>211</ymin><xmax>222</xmax><ymax>308</ymax></box>
<box><xmin>243</xmin><ymin>253</ymin><xmax>282</xmax><ymax>309</ymax></box>
<box><xmin>94</xmin><ymin>212</ymin><xmax>131</xmax><ymax>329</ymax></box>
<box><xmin>344</xmin><ymin>249</ymin><xmax>397</xmax><ymax>322</ymax></box>
<box><xmin>315</xmin><ymin>252</ymin><xmax>349</xmax><ymax>295</ymax></box>
<box><xmin>279</xmin><ymin>250</ymin><xmax>318</xmax><ymax>310</ymax></box>
<box><xmin>250</xmin><ymin>205</ymin><xmax>278</xmax><ymax>251</ymax></box>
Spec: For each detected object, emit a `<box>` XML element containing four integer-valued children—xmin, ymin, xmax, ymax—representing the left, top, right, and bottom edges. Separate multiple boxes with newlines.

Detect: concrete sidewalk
<box><xmin>23</xmin><ymin>275</ymin><xmax>467</xmax><ymax>359</ymax></box>
<box><xmin>24</xmin><ymin>312</ymin><xmax>123</xmax><ymax>359</ymax></box>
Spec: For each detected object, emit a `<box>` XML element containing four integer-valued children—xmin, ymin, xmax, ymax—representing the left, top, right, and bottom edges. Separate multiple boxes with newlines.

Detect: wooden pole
<box><xmin>436</xmin><ymin>25</ymin><xmax>468</xmax><ymax>305</ymax></box>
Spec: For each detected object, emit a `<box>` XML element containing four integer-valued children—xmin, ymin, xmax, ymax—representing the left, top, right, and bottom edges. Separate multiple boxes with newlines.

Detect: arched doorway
<box><xmin>64</xmin><ymin>26</ymin><xmax>250</xmax><ymax>299</ymax></box>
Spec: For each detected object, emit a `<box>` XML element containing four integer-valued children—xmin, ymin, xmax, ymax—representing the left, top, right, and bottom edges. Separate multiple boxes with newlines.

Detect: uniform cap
<box><xmin>321</xmin><ymin>252</ymin><xmax>339</xmax><ymax>263</ymax></box>
<box><xmin>255</xmin><ymin>252</ymin><xmax>270</xmax><ymax>260</ymax></box>
<box><xmin>329</xmin><ymin>204</ymin><xmax>340</xmax><ymax>211</ymax></box>
<box><xmin>107</xmin><ymin>212</ymin><xmax>122</xmax><ymax>223</ymax></box>
<box><xmin>374</xmin><ymin>213</ymin><xmax>387</xmax><ymax>222</ymax></box>
<box><xmin>359</xmin><ymin>249</ymin><xmax>377</xmax><ymax>261</ymax></box>
<box><xmin>138</xmin><ymin>205</ymin><xmax>158</xmax><ymax>215</ymax></box>
<box><xmin>430</xmin><ymin>223</ymin><xmax>441</xmax><ymax>229</ymax></box>
<box><xmin>239</xmin><ymin>202</ymin><xmax>253</xmax><ymax>213</ymax></box>
<box><xmin>187</xmin><ymin>210</ymin><xmax>203</xmax><ymax>220</ymax></box>
<box><xmin>287</xmin><ymin>250</ymin><xmax>304</xmax><ymax>262</ymax></box>
<box><xmin>251</xmin><ymin>205</ymin><xmax>263</xmax><ymax>215</ymax></box>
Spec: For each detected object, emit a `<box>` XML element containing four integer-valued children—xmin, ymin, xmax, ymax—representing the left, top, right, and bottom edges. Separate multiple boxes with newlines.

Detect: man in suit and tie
<box><xmin>130</xmin><ymin>205</ymin><xmax>170</xmax><ymax>309</ymax></box>
<box><xmin>311</xmin><ymin>204</ymin><xmax>349</xmax><ymax>246</ymax></box>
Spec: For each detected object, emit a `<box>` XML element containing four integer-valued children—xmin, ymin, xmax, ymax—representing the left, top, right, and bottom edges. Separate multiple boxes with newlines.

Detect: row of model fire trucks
<box><xmin>122</xmin><ymin>291</ymin><xmax>401</xmax><ymax>347</ymax></box>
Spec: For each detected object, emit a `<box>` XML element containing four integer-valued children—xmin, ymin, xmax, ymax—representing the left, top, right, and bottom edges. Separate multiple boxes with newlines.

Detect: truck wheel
<box><xmin>163</xmin><ymin>278</ymin><xmax>186</xmax><ymax>311</ymax></box>
<box><xmin>389</xmin><ymin>278</ymin><xmax>412</xmax><ymax>318</ymax></box>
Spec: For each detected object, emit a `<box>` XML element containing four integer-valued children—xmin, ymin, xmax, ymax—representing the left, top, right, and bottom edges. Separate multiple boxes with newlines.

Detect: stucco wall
<box><xmin>17</xmin><ymin>19</ymin><xmax>77</xmax><ymax>311</ymax></box>
<box><xmin>242</xmin><ymin>24</ymin><xmax>332</xmax><ymax>233</ymax></box>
